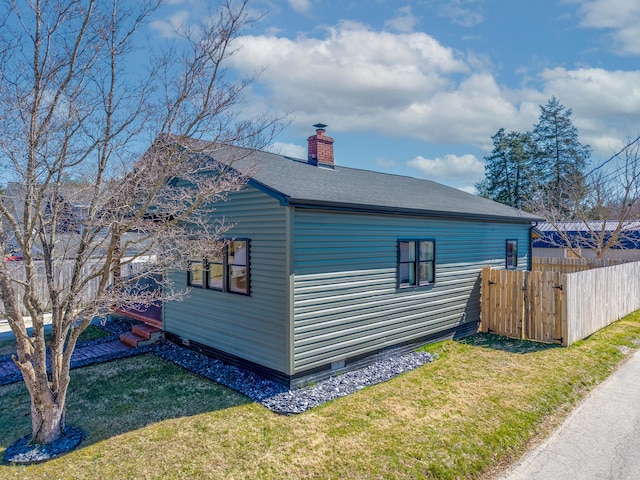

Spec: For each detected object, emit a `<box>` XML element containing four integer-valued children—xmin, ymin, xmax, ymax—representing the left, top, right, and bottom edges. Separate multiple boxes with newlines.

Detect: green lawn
<box><xmin>2</xmin><ymin>312</ymin><xmax>640</xmax><ymax>479</ymax></box>
<box><xmin>0</xmin><ymin>325</ymin><xmax>110</xmax><ymax>357</ymax></box>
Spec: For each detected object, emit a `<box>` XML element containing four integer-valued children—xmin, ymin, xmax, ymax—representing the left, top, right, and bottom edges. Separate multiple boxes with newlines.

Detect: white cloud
<box><xmin>540</xmin><ymin>67</ymin><xmax>640</xmax><ymax>117</ymax></box>
<box><xmin>227</xmin><ymin>18</ymin><xmax>640</xmax><ymax>163</ymax></box>
<box><xmin>230</xmin><ymin>22</ymin><xmax>521</xmax><ymax>146</ymax></box>
<box><xmin>390</xmin><ymin>73</ymin><xmax>525</xmax><ymax>146</ymax></box>
<box><xmin>407</xmin><ymin>153</ymin><xmax>484</xmax><ymax>189</ymax></box>
<box><xmin>385</xmin><ymin>6</ymin><xmax>419</xmax><ymax>33</ymax></box>
<box><xmin>266</xmin><ymin>141</ymin><xmax>307</xmax><ymax>160</ymax></box>
<box><xmin>572</xmin><ymin>0</ymin><xmax>640</xmax><ymax>55</ymax></box>
<box><xmin>288</xmin><ymin>0</ymin><xmax>312</xmax><ymax>14</ymax></box>
<box><xmin>234</xmin><ymin>21</ymin><xmax>469</xmax><ymax>95</ymax></box>
<box><xmin>538</xmin><ymin>67</ymin><xmax>640</xmax><ymax>156</ymax></box>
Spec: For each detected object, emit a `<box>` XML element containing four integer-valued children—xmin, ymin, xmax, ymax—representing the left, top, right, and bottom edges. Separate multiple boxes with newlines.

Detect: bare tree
<box><xmin>531</xmin><ymin>137</ymin><xmax>640</xmax><ymax>259</ymax></box>
<box><xmin>0</xmin><ymin>0</ymin><xmax>280</xmax><ymax>446</ymax></box>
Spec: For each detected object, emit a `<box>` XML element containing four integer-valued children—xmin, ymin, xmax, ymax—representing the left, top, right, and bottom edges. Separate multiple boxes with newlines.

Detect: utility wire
<box><xmin>584</xmin><ymin>134</ymin><xmax>640</xmax><ymax>179</ymax></box>
<box><xmin>567</xmin><ymin>134</ymin><xmax>640</xmax><ymax>193</ymax></box>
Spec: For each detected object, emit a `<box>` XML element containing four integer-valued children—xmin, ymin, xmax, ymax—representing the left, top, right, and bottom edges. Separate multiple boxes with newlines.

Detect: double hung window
<box><xmin>398</xmin><ymin>239</ymin><xmax>435</xmax><ymax>288</ymax></box>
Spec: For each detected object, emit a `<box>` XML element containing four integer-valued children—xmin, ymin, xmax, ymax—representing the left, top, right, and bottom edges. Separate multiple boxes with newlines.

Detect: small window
<box><xmin>187</xmin><ymin>260</ymin><xmax>204</xmax><ymax>288</ymax></box>
<box><xmin>398</xmin><ymin>239</ymin><xmax>435</xmax><ymax>288</ymax></box>
<box><xmin>506</xmin><ymin>239</ymin><xmax>518</xmax><ymax>269</ymax></box>
<box><xmin>206</xmin><ymin>253</ymin><xmax>224</xmax><ymax>290</ymax></box>
<box><xmin>227</xmin><ymin>240</ymin><xmax>249</xmax><ymax>294</ymax></box>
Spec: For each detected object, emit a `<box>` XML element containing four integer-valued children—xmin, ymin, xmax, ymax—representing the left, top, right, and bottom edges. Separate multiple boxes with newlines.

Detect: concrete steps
<box><xmin>119</xmin><ymin>324</ymin><xmax>164</xmax><ymax>348</ymax></box>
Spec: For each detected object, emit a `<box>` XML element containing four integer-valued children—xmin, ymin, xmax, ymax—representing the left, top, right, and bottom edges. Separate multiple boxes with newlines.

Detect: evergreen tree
<box><xmin>475</xmin><ymin>128</ymin><xmax>536</xmax><ymax>210</ymax></box>
<box><xmin>531</xmin><ymin>96</ymin><xmax>591</xmax><ymax>215</ymax></box>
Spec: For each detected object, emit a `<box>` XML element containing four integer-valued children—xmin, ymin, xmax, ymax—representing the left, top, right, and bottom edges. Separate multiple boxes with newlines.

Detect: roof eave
<box><xmin>286</xmin><ymin>198</ymin><xmax>543</xmax><ymax>223</ymax></box>
<box><xmin>246</xmin><ymin>178</ymin><xmax>291</xmax><ymax>205</ymax></box>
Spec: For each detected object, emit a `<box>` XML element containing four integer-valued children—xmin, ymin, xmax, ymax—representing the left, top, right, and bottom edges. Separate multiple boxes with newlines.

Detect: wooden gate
<box><xmin>480</xmin><ymin>267</ymin><xmax>568</xmax><ymax>345</ymax></box>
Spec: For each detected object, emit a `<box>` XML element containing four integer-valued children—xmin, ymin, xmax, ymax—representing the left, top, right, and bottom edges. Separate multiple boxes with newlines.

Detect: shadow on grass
<box><xmin>0</xmin><ymin>354</ymin><xmax>252</xmax><ymax>456</ymax></box>
<box><xmin>457</xmin><ymin>332</ymin><xmax>562</xmax><ymax>354</ymax></box>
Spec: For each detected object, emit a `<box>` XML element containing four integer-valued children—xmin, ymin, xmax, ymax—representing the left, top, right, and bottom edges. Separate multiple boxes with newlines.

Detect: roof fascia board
<box><xmin>246</xmin><ymin>178</ymin><xmax>291</xmax><ymax>206</ymax></box>
<box><xmin>287</xmin><ymin>199</ymin><xmax>543</xmax><ymax>224</ymax></box>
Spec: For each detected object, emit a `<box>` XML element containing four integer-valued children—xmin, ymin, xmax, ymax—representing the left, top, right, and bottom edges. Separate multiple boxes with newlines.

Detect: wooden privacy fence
<box><xmin>564</xmin><ymin>263</ymin><xmax>640</xmax><ymax>344</ymax></box>
<box><xmin>480</xmin><ymin>261</ymin><xmax>640</xmax><ymax>346</ymax></box>
<box><xmin>0</xmin><ymin>258</ymin><xmax>150</xmax><ymax>316</ymax></box>
<box><xmin>480</xmin><ymin>267</ymin><xmax>567</xmax><ymax>345</ymax></box>
<box><xmin>532</xmin><ymin>256</ymin><xmax>628</xmax><ymax>273</ymax></box>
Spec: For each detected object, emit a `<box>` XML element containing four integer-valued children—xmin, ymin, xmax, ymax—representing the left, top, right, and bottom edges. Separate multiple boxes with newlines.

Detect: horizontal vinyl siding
<box><xmin>164</xmin><ymin>186</ymin><xmax>288</xmax><ymax>373</ymax></box>
<box><xmin>292</xmin><ymin>209</ymin><xmax>531</xmax><ymax>372</ymax></box>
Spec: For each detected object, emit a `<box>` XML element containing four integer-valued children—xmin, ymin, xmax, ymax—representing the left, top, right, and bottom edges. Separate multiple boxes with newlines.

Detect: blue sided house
<box><xmin>532</xmin><ymin>221</ymin><xmax>640</xmax><ymax>260</ymax></box>
<box><xmin>159</xmin><ymin>125</ymin><xmax>542</xmax><ymax>388</ymax></box>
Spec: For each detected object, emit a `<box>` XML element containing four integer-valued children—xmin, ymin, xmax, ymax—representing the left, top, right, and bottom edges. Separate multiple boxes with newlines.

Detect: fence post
<box><xmin>480</xmin><ymin>266</ymin><xmax>490</xmax><ymax>332</ymax></box>
<box><xmin>561</xmin><ymin>273</ymin><xmax>569</xmax><ymax>346</ymax></box>
<box><xmin>521</xmin><ymin>271</ymin><xmax>528</xmax><ymax>340</ymax></box>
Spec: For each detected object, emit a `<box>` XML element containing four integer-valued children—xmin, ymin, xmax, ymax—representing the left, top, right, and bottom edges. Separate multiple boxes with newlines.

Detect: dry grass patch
<box><xmin>2</xmin><ymin>311</ymin><xmax>640</xmax><ymax>479</ymax></box>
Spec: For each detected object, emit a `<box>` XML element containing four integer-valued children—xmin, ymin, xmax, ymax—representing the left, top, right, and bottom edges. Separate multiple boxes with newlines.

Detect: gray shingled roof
<box><xmin>181</xmin><ymin>140</ymin><xmax>542</xmax><ymax>223</ymax></box>
<box><xmin>537</xmin><ymin>221</ymin><xmax>640</xmax><ymax>232</ymax></box>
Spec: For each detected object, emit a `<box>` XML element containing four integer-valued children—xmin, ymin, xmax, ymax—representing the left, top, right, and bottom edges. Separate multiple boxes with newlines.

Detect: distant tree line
<box><xmin>476</xmin><ymin>96</ymin><xmax>640</xmax><ymax>259</ymax></box>
<box><xmin>475</xmin><ymin>96</ymin><xmax>591</xmax><ymax>215</ymax></box>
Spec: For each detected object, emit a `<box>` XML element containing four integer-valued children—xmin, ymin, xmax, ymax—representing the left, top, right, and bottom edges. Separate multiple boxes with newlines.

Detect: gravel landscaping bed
<box><xmin>152</xmin><ymin>340</ymin><xmax>436</xmax><ymax>415</ymax></box>
<box><xmin>152</xmin><ymin>341</ymin><xmax>289</xmax><ymax>400</ymax></box>
<box><xmin>262</xmin><ymin>351</ymin><xmax>435</xmax><ymax>414</ymax></box>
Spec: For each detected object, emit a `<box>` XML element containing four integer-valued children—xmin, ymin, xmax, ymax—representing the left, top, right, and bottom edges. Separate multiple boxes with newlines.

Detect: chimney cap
<box><xmin>313</xmin><ymin>123</ymin><xmax>328</xmax><ymax>130</ymax></box>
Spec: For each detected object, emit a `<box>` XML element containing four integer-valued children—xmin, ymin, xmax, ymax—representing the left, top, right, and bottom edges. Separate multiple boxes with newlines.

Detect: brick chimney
<box><xmin>307</xmin><ymin>123</ymin><xmax>334</xmax><ymax>167</ymax></box>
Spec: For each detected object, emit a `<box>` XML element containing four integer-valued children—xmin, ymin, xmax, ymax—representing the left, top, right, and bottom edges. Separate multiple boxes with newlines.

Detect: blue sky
<box><xmin>151</xmin><ymin>0</ymin><xmax>640</xmax><ymax>192</ymax></box>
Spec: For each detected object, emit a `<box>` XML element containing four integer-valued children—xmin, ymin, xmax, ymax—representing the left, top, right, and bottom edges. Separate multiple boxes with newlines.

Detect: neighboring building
<box><xmin>2</xmin><ymin>182</ymin><xmax>81</xmax><ymax>258</ymax></box>
<box><xmin>2</xmin><ymin>182</ymin><xmax>147</xmax><ymax>262</ymax></box>
<box><xmin>532</xmin><ymin>221</ymin><xmax>640</xmax><ymax>260</ymax></box>
<box><xmin>160</xmin><ymin>126</ymin><xmax>543</xmax><ymax>388</ymax></box>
